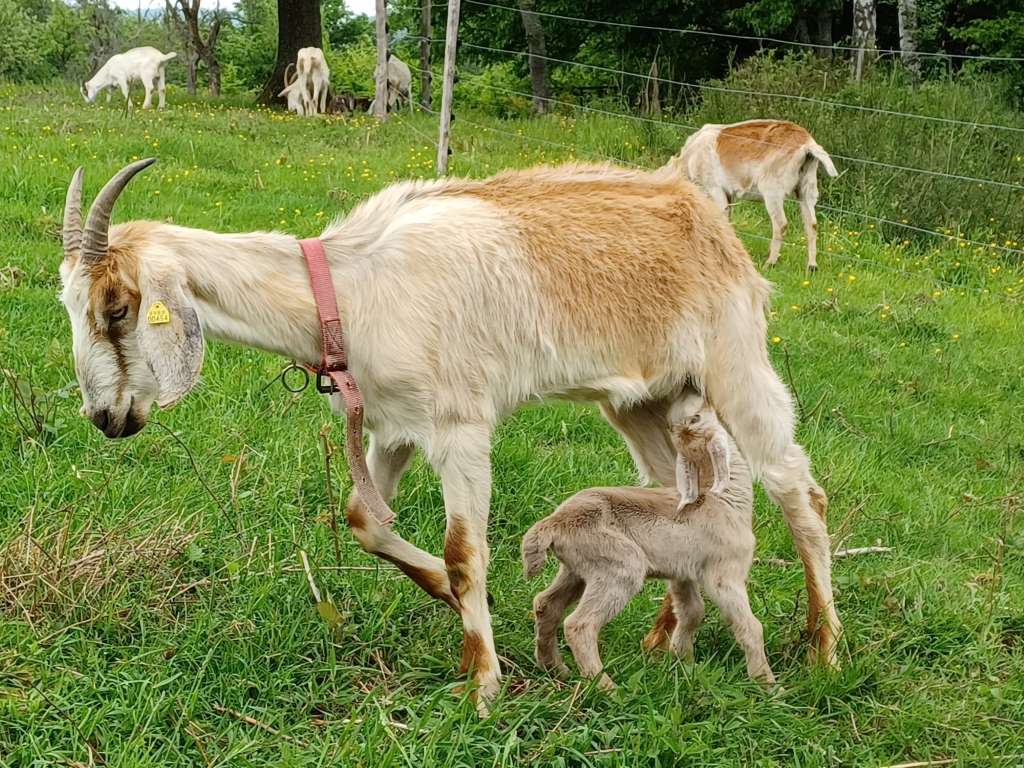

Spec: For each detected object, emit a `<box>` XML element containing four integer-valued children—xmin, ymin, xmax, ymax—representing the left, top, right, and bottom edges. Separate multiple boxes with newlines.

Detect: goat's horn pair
<box><xmin>64</xmin><ymin>158</ymin><xmax>157</xmax><ymax>263</ymax></box>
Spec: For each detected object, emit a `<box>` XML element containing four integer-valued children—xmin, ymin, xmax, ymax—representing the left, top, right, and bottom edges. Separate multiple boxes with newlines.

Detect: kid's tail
<box><xmin>521</xmin><ymin>521</ymin><xmax>555</xmax><ymax>579</ymax></box>
<box><xmin>807</xmin><ymin>142</ymin><xmax>838</xmax><ymax>177</ymax></box>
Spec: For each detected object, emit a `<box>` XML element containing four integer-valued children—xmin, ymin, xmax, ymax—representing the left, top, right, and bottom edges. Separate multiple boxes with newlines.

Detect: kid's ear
<box><xmin>706</xmin><ymin>430</ymin><xmax>731</xmax><ymax>494</ymax></box>
<box><xmin>676</xmin><ymin>454</ymin><xmax>699</xmax><ymax>511</ymax></box>
<box><xmin>137</xmin><ymin>277</ymin><xmax>204</xmax><ymax>408</ymax></box>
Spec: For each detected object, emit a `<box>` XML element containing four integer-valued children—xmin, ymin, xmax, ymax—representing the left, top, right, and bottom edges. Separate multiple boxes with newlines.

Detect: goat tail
<box><xmin>161</xmin><ymin>51</ymin><xmax>178</xmax><ymax>62</ymax></box>
<box><xmin>521</xmin><ymin>521</ymin><xmax>555</xmax><ymax>579</ymax></box>
<box><xmin>806</xmin><ymin>142</ymin><xmax>838</xmax><ymax>177</ymax></box>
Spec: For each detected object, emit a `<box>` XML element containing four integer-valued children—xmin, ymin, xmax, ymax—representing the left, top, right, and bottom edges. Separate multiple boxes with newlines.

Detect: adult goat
<box><xmin>58</xmin><ymin>159</ymin><xmax>841</xmax><ymax>711</ymax></box>
<box><xmin>82</xmin><ymin>47</ymin><xmax>177</xmax><ymax>110</ymax></box>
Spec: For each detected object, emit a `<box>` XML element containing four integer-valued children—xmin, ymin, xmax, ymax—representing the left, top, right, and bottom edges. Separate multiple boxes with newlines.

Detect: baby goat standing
<box><xmin>522</xmin><ymin>395</ymin><xmax>774</xmax><ymax>690</ymax></box>
<box><xmin>669</xmin><ymin>119</ymin><xmax>838</xmax><ymax>271</ymax></box>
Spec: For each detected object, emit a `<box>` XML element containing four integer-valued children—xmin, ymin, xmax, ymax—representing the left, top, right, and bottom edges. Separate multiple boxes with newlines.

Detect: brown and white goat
<box><xmin>58</xmin><ymin>158</ymin><xmax>839</xmax><ymax>712</ymax></box>
<box><xmin>523</xmin><ymin>394</ymin><xmax>774</xmax><ymax>690</ymax></box>
<box><xmin>670</xmin><ymin>119</ymin><xmax>838</xmax><ymax>271</ymax></box>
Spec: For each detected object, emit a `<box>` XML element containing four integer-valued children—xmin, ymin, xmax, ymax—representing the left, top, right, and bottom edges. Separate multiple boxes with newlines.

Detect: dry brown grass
<box><xmin>0</xmin><ymin>507</ymin><xmax>199</xmax><ymax>629</ymax></box>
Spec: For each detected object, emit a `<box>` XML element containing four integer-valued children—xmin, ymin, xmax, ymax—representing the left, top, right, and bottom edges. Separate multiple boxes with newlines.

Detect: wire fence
<box><xmin>381</xmin><ymin>1</ymin><xmax>1024</xmax><ymax>300</ymax></box>
<box><xmin>460</xmin><ymin>0</ymin><xmax>1024</xmax><ymax>63</ymax></box>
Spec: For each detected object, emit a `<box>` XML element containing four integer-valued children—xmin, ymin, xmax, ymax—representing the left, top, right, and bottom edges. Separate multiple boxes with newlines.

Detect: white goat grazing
<box><xmin>279</xmin><ymin>47</ymin><xmax>330</xmax><ymax>116</ymax></box>
<box><xmin>82</xmin><ymin>47</ymin><xmax>177</xmax><ymax>110</ymax></box>
<box><xmin>522</xmin><ymin>394</ymin><xmax>774</xmax><ymax>690</ymax></box>
<box><xmin>58</xmin><ymin>158</ymin><xmax>837</xmax><ymax>712</ymax></box>
<box><xmin>369</xmin><ymin>53</ymin><xmax>413</xmax><ymax>115</ymax></box>
<box><xmin>670</xmin><ymin>119</ymin><xmax>838</xmax><ymax>271</ymax></box>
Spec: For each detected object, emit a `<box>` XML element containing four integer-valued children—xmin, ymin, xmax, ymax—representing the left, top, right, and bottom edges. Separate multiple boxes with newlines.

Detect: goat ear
<box><xmin>706</xmin><ymin>430</ymin><xmax>731</xmax><ymax>495</ymax></box>
<box><xmin>675</xmin><ymin>453</ymin><xmax>699</xmax><ymax>511</ymax></box>
<box><xmin>137</xmin><ymin>276</ymin><xmax>204</xmax><ymax>408</ymax></box>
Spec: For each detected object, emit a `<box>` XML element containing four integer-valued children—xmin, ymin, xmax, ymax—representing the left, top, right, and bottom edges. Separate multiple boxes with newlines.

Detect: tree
<box><xmin>259</xmin><ymin>0</ymin><xmax>321</xmax><ymax>105</ymax></box>
<box><xmin>852</xmin><ymin>0</ymin><xmax>877</xmax><ymax>81</ymax></box>
<box><xmin>516</xmin><ymin>0</ymin><xmax>550</xmax><ymax>114</ymax></box>
<box><xmin>166</xmin><ymin>0</ymin><xmax>225</xmax><ymax>96</ymax></box>
<box><xmin>897</xmin><ymin>0</ymin><xmax>921</xmax><ymax>80</ymax></box>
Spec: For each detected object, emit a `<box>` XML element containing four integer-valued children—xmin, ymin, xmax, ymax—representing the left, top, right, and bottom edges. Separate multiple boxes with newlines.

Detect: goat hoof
<box><xmin>807</xmin><ymin>264</ymin><xmax>817</xmax><ymax>273</ymax></box>
<box><xmin>597</xmin><ymin>674</ymin><xmax>617</xmax><ymax>692</ymax></box>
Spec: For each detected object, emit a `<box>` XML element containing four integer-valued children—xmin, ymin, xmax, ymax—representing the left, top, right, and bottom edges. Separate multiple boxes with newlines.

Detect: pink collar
<box><xmin>298</xmin><ymin>237</ymin><xmax>395</xmax><ymax>526</ymax></box>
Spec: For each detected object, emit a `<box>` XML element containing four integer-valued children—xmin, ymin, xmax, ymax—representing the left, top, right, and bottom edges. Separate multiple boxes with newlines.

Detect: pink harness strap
<box><xmin>298</xmin><ymin>237</ymin><xmax>395</xmax><ymax>527</ymax></box>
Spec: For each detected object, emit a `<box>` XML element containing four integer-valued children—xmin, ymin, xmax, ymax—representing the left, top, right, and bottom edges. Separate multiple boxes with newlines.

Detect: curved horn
<box><xmin>707</xmin><ymin>429</ymin><xmax>731</xmax><ymax>495</ymax></box>
<box><xmin>63</xmin><ymin>167</ymin><xmax>84</xmax><ymax>260</ymax></box>
<box><xmin>284</xmin><ymin>62</ymin><xmax>296</xmax><ymax>86</ymax></box>
<box><xmin>80</xmin><ymin>158</ymin><xmax>156</xmax><ymax>264</ymax></box>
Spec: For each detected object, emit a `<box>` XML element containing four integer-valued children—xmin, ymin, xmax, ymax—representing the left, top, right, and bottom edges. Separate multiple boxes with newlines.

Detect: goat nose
<box><xmin>91</xmin><ymin>409</ymin><xmax>111</xmax><ymax>432</ymax></box>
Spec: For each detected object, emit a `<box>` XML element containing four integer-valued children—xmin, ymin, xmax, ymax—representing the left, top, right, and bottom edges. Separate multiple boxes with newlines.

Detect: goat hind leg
<box><xmin>668</xmin><ymin>579</ymin><xmax>705</xmax><ymax>661</ymax></box>
<box><xmin>533</xmin><ymin>565</ymin><xmax>584</xmax><ymax>678</ymax></box>
<box><xmin>707</xmin><ymin>352</ymin><xmax>841</xmax><ymax>668</ymax></box>
<box><xmin>564</xmin><ymin>574</ymin><xmax>641</xmax><ymax>691</ymax></box>
<box><xmin>764</xmin><ymin>196</ymin><xmax>787</xmax><ymax>267</ymax></box>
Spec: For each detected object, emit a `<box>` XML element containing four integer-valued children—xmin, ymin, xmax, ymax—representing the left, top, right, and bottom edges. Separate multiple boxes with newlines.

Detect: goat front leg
<box><xmin>142</xmin><ymin>79</ymin><xmax>153</xmax><ymax>109</ymax></box>
<box><xmin>345</xmin><ymin>435</ymin><xmax>459</xmax><ymax>610</ymax></box>
<box><xmin>429</xmin><ymin>422</ymin><xmax>501</xmax><ymax>713</ymax></box>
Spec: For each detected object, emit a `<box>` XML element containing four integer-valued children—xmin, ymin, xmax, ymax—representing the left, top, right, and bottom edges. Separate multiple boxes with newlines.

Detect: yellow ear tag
<box><xmin>146</xmin><ymin>301</ymin><xmax>171</xmax><ymax>325</ymax></box>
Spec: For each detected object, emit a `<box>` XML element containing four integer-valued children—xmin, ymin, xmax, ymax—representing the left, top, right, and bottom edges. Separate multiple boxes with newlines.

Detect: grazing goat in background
<box><xmin>57</xmin><ymin>157</ymin><xmax>838</xmax><ymax>713</ymax></box>
<box><xmin>669</xmin><ymin>119</ymin><xmax>838</xmax><ymax>271</ymax></box>
<box><xmin>523</xmin><ymin>394</ymin><xmax>774</xmax><ymax>690</ymax></box>
<box><xmin>81</xmin><ymin>47</ymin><xmax>177</xmax><ymax>110</ymax></box>
<box><xmin>369</xmin><ymin>53</ymin><xmax>413</xmax><ymax>114</ymax></box>
<box><xmin>279</xmin><ymin>47</ymin><xmax>330</xmax><ymax>116</ymax></box>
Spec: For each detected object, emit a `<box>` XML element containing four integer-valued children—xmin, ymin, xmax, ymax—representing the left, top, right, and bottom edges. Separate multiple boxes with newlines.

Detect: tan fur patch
<box><xmin>446</xmin><ymin>164</ymin><xmax>757</xmax><ymax>374</ymax></box>
<box><xmin>345</xmin><ymin>497</ymin><xmax>368</xmax><ymax>530</ymax></box>
<box><xmin>716</xmin><ymin>120</ymin><xmax>811</xmax><ymax>186</ymax></box>
<box><xmin>808</xmin><ymin>485</ymin><xmax>829</xmax><ymax>523</ymax></box>
<box><xmin>444</xmin><ymin>517</ymin><xmax>473</xmax><ymax>599</ymax></box>
<box><xmin>459</xmin><ymin>629</ymin><xmax>492</xmax><ymax>675</ymax></box>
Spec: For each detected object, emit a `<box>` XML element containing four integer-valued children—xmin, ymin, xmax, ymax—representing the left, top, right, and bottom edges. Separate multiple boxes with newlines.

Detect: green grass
<box><xmin>1</xmin><ymin>82</ymin><xmax>1023</xmax><ymax>767</ymax></box>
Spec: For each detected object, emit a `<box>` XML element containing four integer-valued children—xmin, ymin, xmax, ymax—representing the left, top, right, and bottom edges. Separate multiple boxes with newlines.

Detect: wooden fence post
<box><xmin>436</xmin><ymin>0</ymin><xmax>461</xmax><ymax>174</ymax></box>
<box><xmin>420</xmin><ymin>0</ymin><xmax>432</xmax><ymax>110</ymax></box>
<box><xmin>373</xmin><ymin>0</ymin><xmax>388</xmax><ymax>120</ymax></box>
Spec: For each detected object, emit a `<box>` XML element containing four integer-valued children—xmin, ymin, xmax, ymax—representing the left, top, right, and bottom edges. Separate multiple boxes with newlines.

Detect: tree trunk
<box><xmin>517</xmin><ymin>0</ymin><xmax>549</xmax><ymax>115</ymax></box>
<box><xmin>259</xmin><ymin>0</ymin><xmax>322</xmax><ymax>105</ymax></box>
<box><xmin>185</xmin><ymin>50</ymin><xmax>198</xmax><ymax>95</ymax></box>
<box><xmin>897</xmin><ymin>0</ymin><xmax>921</xmax><ymax>81</ymax></box>
<box><xmin>813</xmin><ymin>8</ymin><xmax>833</xmax><ymax>55</ymax></box>
<box><xmin>852</xmin><ymin>0</ymin><xmax>876</xmax><ymax>81</ymax></box>
<box><xmin>419</xmin><ymin>0</ymin><xmax>431</xmax><ymax>109</ymax></box>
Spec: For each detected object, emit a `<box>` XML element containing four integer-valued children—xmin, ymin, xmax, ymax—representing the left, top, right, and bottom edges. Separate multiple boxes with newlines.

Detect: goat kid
<box><xmin>523</xmin><ymin>394</ymin><xmax>774</xmax><ymax>690</ymax></box>
<box><xmin>58</xmin><ymin>158</ymin><xmax>838</xmax><ymax>712</ymax></box>
<box><xmin>669</xmin><ymin>119</ymin><xmax>838</xmax><ymax>271</ymax></box>
<box><xmin>82</xmin><ymin>47</ymin><xmax>177</xmax><ymax>110</ymax></box>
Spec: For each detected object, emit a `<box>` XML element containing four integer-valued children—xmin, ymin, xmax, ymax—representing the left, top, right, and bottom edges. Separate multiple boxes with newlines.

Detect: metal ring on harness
<box><xmin>280</xmin><ymin>362</ymin><xmax>310</xmax><ymax>393</ymax></box>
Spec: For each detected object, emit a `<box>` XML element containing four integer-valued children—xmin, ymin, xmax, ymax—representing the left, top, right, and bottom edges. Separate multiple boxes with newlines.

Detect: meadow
<box><xmin>1</xmin><ymin>83</ymin><xmax>1023</xmax><ymax>766</ymax></box>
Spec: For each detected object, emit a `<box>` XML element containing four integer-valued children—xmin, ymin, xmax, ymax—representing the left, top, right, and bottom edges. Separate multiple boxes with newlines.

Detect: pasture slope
<box><xmin>1</xmin><ymin>84</ymin><xmax>1023</xmax><ymax>767</ymax></box>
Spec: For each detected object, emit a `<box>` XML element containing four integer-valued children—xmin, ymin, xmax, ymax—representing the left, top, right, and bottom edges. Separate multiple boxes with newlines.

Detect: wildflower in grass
<box><xmin>771</xmin><ymin>336</ymin><xmax>781</xmax><ymax>344</ymax></box>
<box><xmin>899</xmin><ymin>341</ymin><xmax>907</xmax><ymax>348</ymax></box>
<box><xmin>801</xmin><ymin>279</ymin><xmax>810</xmax><ymax>287</ymax></box>
<box><xmin>951</xmin><ymin>333</ymin><xmax>960</xmax><ymax>340</ymax></box>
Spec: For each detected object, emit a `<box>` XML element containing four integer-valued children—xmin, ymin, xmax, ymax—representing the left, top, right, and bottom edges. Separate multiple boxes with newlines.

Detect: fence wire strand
<box><xmin>462</xmin><ymin>0</ymin><xmax>1024</xmax><ymax>63</ymax></box>
<box><xmin>468</xmin><ymin>81</ymin><xmax>1024</xmax><ymax>193</ymax></box>
<box><xmin>463</xmin><ymin>42</ymin><xmax>1024</xmax><ymax>135</ymax></box>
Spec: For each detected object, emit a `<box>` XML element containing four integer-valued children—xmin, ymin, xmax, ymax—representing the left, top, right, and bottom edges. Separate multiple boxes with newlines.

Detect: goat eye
<box><xmin>689</xmin><ymin>414</ymin><xmax>702</xmax><ymax>425</ymax></box>
<box><xmin>109</xmin><ymin>306</ymin><xmax>128</xmax><ymax>322</ymax></box>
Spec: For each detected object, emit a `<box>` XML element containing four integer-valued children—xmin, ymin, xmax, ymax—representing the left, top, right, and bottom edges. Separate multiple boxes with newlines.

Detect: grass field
<box><xmin>2</xmin><ymin>83</ymin><xmax>1023</xmax><ymax>767</ymax></box>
